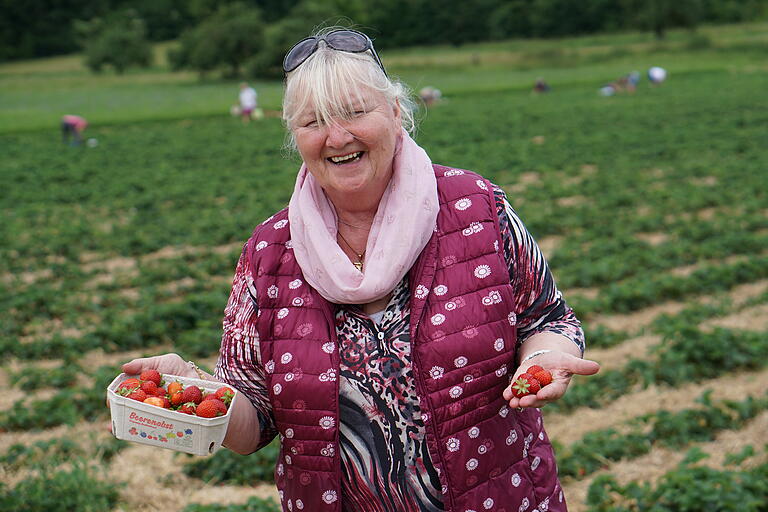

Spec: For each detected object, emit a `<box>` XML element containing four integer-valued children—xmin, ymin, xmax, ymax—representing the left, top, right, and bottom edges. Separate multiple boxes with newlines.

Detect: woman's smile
<box><xmin>328</xmin><ymin>151</ymin><xmax>364</xmax><ymax>164</ymax></box>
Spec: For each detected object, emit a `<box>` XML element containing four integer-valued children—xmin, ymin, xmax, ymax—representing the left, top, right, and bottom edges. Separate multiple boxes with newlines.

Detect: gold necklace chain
<box><xmin>337</xmin><ymin>230</ymin><xmax>366</xmax><ymax>271</ymax></box>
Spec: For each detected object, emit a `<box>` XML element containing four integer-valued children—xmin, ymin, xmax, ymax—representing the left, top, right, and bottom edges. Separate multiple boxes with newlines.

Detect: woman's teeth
<box><xmin>329</xmin><ymin>152</ymin><xmax>363</xmax><ymax>164</ymax></box>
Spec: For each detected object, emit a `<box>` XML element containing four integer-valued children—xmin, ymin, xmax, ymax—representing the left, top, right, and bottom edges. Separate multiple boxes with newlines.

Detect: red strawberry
<box><xmin>214</xmin><ymin>386</ymin><xmax>236</xmax><ymax>405</ymax></box>
<box><xmin>140</xmin><ymin>369</ymin><xmax>162</xmax><ymax>386</ymax></box>
<box><xmin>141</xmin><ymin>380</ymin><xmax>158</xmax><ymax>395</ymax></box>
<box><xmin>511</xmin><ymin>375</ymin><xmax>541</xmax><ymax>398</ymax></box>
<box><xmin>525</xmin><ymin>364</ymin><xmax>545</xmax><ymax>375</ymax></box>
<box><xmin>126</xmin><ymin>389</ymin><xmax>148</xmax><ymax>402</ymax></box>
<box><xmin>117</xmin><ymin>378</ymin><xmax>141</xmax><ymax>395</ymax></box>
<box><xmin>201</xmin><ymin>392</ymin><xmax>217</xmax><ymax>402</ymax></box>
<box><xmin>532</xmin><ymin>369</ymin><xmax>553</xmax><ymax>387</ymax></box>
<box><xmin>196</xmin><ymin>398</ymin><xmax>227</xmax><ymax>418</ymax></box>
<box><xmin>179</xmin><ymin>403</ymin><xmax>197</xmax><ymax>415</ymax></box>
<box><xmin>182</xmin><ymin>385</ymin><xmax>203</xmax><ymax>404</ymax></box>
<box><xmin>167</xmin><ymin>381</ymin><xmax>183</xmax><ymax>396</ymax></box>
<box><xmin>143</xmin><ymin>396</ymin><xmax>165</xmax><ymax>408</ymax></box>
<box><xmin>170</xmin><ymin>391</ymin><xmax>185</xmax><ymax>407</ymax></box>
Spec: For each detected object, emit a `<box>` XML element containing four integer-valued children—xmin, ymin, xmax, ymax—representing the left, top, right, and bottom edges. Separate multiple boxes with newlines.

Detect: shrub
<box><xmin>74</xmin><ymin>10</ymin><xmax>153</xmax><ymax>74</ymax></box>
<box><xmin>168</xmin><ymin>3</ymin><xmax>265</xmax><ymax>78</ymax></box>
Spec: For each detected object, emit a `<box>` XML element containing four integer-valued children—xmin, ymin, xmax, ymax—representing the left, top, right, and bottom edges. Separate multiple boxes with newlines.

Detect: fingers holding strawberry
<box><xmin>503</xmin><ymin>351</ymin><xmax>600</xmax><ymax>409</ymax></box>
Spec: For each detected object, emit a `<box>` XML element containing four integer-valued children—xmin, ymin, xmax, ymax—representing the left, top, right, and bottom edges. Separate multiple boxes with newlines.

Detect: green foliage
<box><xmin>0</xmin><ymin>365</ymin><xmax>119</xmax><ymax>431</ymax></box>
<box><xmin>182</xmin><ymin>496</ymin><xmax>281</xmax><ymax>512</ymax></box>
<box><xmin>8</xmin><ymin>359</ymin><xmax>82</xmax><ymax>390</ymax></box>
<box><xmin>74</xmin><ymin>10</ymin><xmax>153</xmax><ymax>74</ymax></box>
<box><xmin>0</xmin><ymin>463</ymin><xmax>121</xmax><ymax>512</ymax></box>
<box><xmin>169</xmin><ymin>3</ymin><xmax>265</xmax><ymax>78</ymax></box>
<box><xmin>558</xmin><ymin>392</ymin><xmax>768</xmax><ymax>480</ymax></box>
<box><xmin>244</xmin><ymin>0</ymin><xmax>368</xmax><ymax>79</ymax></box>
<box><xmin>182</xmin><ymin>438</ymin><xmax>280</xmax><ymax>484</ymax></box>
<box><xmin>586</xmin><ymin>458</ymin><xmax>768</xmax><ymax>511</ymax></box>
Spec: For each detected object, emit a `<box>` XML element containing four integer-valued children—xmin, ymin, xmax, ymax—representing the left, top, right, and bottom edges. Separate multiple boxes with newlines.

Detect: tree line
<box><xmin>1</xmin><ymin>0</ymin><xmax>766</xmax><ymax>73</ymax></box>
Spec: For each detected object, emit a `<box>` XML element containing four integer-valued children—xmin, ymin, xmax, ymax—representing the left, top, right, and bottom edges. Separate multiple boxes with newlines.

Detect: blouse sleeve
<box><xmin>213</xmin><ymin>245</ymin><xmax>278</xmax><ymax>450</ymax></box>
<box><xmin>491</xmin><ymin>184</ymin><xmax>585</xmax><ymax>355</ymax></box>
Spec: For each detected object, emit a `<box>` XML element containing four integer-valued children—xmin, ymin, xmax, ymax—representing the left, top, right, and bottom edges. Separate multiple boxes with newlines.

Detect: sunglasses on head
<box><xmin>283</xmin><ymin>29</ymin><xmax>387</xmax><ymax>76</ymax></box>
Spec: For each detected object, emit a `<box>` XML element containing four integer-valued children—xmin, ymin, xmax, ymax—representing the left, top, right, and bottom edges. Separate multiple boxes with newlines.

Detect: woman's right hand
<box><xmin>120</xmin><ymin>353</ymin><xmax>199</xmax><ymax>379</ymax></box>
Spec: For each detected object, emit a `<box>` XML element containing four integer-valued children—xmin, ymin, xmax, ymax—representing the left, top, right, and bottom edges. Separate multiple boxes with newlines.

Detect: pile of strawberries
<box><xmin>510</xmin><ymin>364</ymin><xmax>553</xmax><ymax>398</ymax></box>
<box><xmin>116</xmin><ymin>369</ymin><xmax>234</xmax><ymax>418</ymax></box>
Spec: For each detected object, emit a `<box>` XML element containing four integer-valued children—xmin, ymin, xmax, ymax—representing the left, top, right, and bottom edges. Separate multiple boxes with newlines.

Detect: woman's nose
<box><xmin>325</xmin><ymin>121</ymin><xmax>354</xmax><ymax>147</ymax></box>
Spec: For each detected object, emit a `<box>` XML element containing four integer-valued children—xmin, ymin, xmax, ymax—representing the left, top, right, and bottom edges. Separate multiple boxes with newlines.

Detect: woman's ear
<box><xmin>392</xmin><ymin>98</ymin><xmax>402</xmax><ymax>126</ymax></box>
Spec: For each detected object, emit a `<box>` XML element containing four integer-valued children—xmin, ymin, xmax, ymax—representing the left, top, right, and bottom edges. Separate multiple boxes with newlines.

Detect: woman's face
<box><xmin>292</xmin><ymin>88</ymin><xmax>402</xmax><ymax>202</ymax></box>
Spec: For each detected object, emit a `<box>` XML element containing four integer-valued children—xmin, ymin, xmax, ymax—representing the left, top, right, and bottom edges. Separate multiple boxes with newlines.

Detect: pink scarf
<box><xmin>288</xmin><ymin>130</ymin><xmax>439</xmax><ymax>304</ymax></box>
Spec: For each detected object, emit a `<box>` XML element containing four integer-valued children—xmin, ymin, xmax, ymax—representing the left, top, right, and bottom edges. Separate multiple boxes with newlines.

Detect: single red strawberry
<box><xmin>170</xmin><ymin>391</ymin><xmax>185</xmax><ymax>407</ymax></box>
<box><xmin>532</xmin><ymin>369</ymin><xmax>553</xmax><ymax>387</ymax></box>
<box><xmin>167</xmin><ymin>381</ymin><xmax>183</xmax><ymax>396</ymax></box>
<box><xmin>117</xmin><ymin>378</ymin><xmax>141</xmax><ymax>395</ymax></box>
<box><xmin>179</xmin><ymin>403</ymin><xmax>197</xmax><ymax>415</ymax></box>
<box><xmin>214</xmin><ymin>386</ymin><xmax>236</xmax><ymax>405</ymax></box>
<box><xmin>525</xmin><ymin>364</ymin><xmax>545</xmax><ymax>375</ymax></box>
<box><xmin>511</xmin><ymin>375</ymin><xmax>541</xmax><ymax>398</ymax></box>
<box><xmin>143</xmin><ymin>396</ymin><xmax>165</xmax><ymax>408</ymax></box>
<box><xmin>126</xmin><ymin>389</ymin><xmax>148</xmax><ymax>402</ymax></box>
<box><xmin>196</xmin><ymin>398</ymin><xmax>227</xmax><ymax>418</ymax></box>
<box><xmin>182</xmin><ymin>385</ymin><xmax>203</xmax><ymax>405</ymax></box>
<box><xmin>201</xmin><ymin>392</ymin><xmax>218</xmax><ymax>402</ymax></box>
<box><xmin>141</xmin><ymin>380</ymin><xmax>158</xmax><ymax>395</ymax></box>
<box><xmin>140</xmin><ymin>369</ymin><xmax>162</xmax><ymax>386</ymax></box>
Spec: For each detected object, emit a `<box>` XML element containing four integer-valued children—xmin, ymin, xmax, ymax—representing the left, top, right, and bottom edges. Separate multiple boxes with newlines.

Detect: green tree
<box><xmin>624</xmin><ymin>0</ymin><xmax>703</xmax><ymax>39</ymax></box>
<box><xmin>168</xmin><ymin>2</ymin><xmax>265</xmax><ymax>78</ymax></box>
<box><xmin>245</xmin><ymin>0</ymin><xmax>369</xmax><ymax>79</ymax></box>
<box><xmin>74</xmin><ymin>10</ymin><xmax>153</xmax><ymax>73</ymax></box>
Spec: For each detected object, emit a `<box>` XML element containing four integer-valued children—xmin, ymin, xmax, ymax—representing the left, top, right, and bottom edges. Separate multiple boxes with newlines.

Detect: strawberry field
<box><xmin>1</xmin><ymin>23</ymin><xmax>767</xmax><ymax>512</ymax></box>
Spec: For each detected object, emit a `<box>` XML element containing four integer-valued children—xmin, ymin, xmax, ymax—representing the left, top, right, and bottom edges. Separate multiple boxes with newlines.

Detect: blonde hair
<box><xmin>281</xmin><ymin>29</ymin><xmax>416</xmax><ymax>151</ymax></box>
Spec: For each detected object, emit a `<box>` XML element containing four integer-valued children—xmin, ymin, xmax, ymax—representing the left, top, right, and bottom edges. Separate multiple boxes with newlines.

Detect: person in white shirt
<box><xmin>238</xmin><ymin>82</ymin><xmax>258</xmax><ymax>123</ymax></box>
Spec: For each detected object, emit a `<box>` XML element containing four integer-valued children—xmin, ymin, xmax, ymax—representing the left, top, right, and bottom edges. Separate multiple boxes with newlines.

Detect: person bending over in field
<box><xmin>61</xmin><ymin>114</ymin><xmax>88</xmax><ymax>146</ymax></box>
<box><xmin>120</xmin><ymin>27</ymin><xmax>600</xmax><ymax>512</ymax></box>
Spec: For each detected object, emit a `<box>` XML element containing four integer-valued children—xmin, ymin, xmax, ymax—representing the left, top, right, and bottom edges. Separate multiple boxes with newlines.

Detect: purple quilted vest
<box><xmin>247</xmin><ymin>165</ymin><xmax>565</xmax><ymax>512</ymax></box>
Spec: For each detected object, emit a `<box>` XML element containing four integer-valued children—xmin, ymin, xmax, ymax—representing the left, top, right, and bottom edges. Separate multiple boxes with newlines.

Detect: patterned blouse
<box><xmin>214</xmin><ymin>184</ymin><xmax>584</xmax><ymax>511</ymax></box>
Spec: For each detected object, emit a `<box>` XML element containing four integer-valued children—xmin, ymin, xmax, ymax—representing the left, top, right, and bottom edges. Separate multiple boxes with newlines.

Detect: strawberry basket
<box><xmin>107</xmin><ymin>372</ymin><xmax>238</xmax><ymax>456</ymax></box>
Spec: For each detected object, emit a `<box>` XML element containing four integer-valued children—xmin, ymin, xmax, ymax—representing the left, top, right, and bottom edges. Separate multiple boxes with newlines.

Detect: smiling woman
<box><xmin>120</xmin><ymin>26</ymin><xmax>598</xmax><ymax>512</ymax></box>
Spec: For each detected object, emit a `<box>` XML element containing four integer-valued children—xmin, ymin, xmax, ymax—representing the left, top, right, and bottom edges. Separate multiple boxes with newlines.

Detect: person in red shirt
<box><xmin>61</xmin><ymin>114</ymin><xmax>88</xmax><ymax>145</ymax></box>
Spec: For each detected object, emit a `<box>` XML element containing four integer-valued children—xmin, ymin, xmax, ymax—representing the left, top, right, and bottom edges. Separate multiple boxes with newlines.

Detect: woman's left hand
<box><xmin>502</xmin><ymin>351</ymin><xmax>600</xmax><ymax>409</ymax></box>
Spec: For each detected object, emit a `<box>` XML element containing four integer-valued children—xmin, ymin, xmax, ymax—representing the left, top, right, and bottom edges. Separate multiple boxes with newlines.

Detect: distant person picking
<box><xmin>61</xmin><ymin>114</ymin><xmax>88</xmax><ymax>146</ymax></box>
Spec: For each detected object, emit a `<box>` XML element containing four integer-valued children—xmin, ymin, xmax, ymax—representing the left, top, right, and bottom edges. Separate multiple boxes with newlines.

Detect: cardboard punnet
<box><xmin>107</xmin><ymin>372</ymin><xmax>237</xmax><ymax>456</ymax></box>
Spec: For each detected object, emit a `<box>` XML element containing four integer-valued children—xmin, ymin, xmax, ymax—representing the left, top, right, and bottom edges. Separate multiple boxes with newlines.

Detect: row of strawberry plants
<box><xmin>1</xmin><ymin>435</ymin><xmax>124</xmax><ymax>472</ymax></box>
<box><xmin>182</xmin><ymin>497</ymin><xmax>280</xmax><ymax>512</ymax></box>
<box><xmin>555</xmin><ymin>391</ymin><xmax>768</xmax><ymax>479</ymax></box>
<box><xmin>181</xmin><ymin>438</ymin><xmax>281</xmax><ymax>485</ymax></box>
<box><xmin>0</xmin><ymin>365</ymin><xmax>118</xmax><ymax>431</ymax></box>
<box><xmin>2</xmin><ymin>246</ymin><xmax>235</xmax><ymax>335</ymax></box>
<box><xmin>550</xmin><ymin>324</ymin><xmax>768</xmax><ymax>413</ymax></box>
<box><xmin>551</xmin><ymin>223</ymin><xmax>768</xmax><ymax>288</ymax></box>
<box><xmin>585</xmin><ymin>448</ymin><xmax>768</xmax><ymax>512</ymax></box>
<box><xmin>0</xmin><ymin>462</ymin><xmax>121</xmax><ymax>512</ymax></box>
<box><xmin>571</xmin><ymin>254</ymin><xmax>768</xmax><ymax>317</ymax></box>
<box><xmin>1</xmin><ymin>285</ymin><xmax>227</xmax><ymax>361</ymax></box>
<box><xmin>7</xmin><ymin>358</ymin><xmax>82</xmax><ymax>390</ymax></box>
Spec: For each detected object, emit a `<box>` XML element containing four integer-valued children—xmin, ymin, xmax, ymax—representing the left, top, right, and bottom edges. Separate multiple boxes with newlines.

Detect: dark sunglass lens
<box><xmin>326</xmin><ymin>30</ymin><xmax>369</xmax><ymax>52</ymax></box>
<box><xmin>284</xmin><ymin>38</ymin><xmax>318</xmax><ymax>72</ymax></box>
